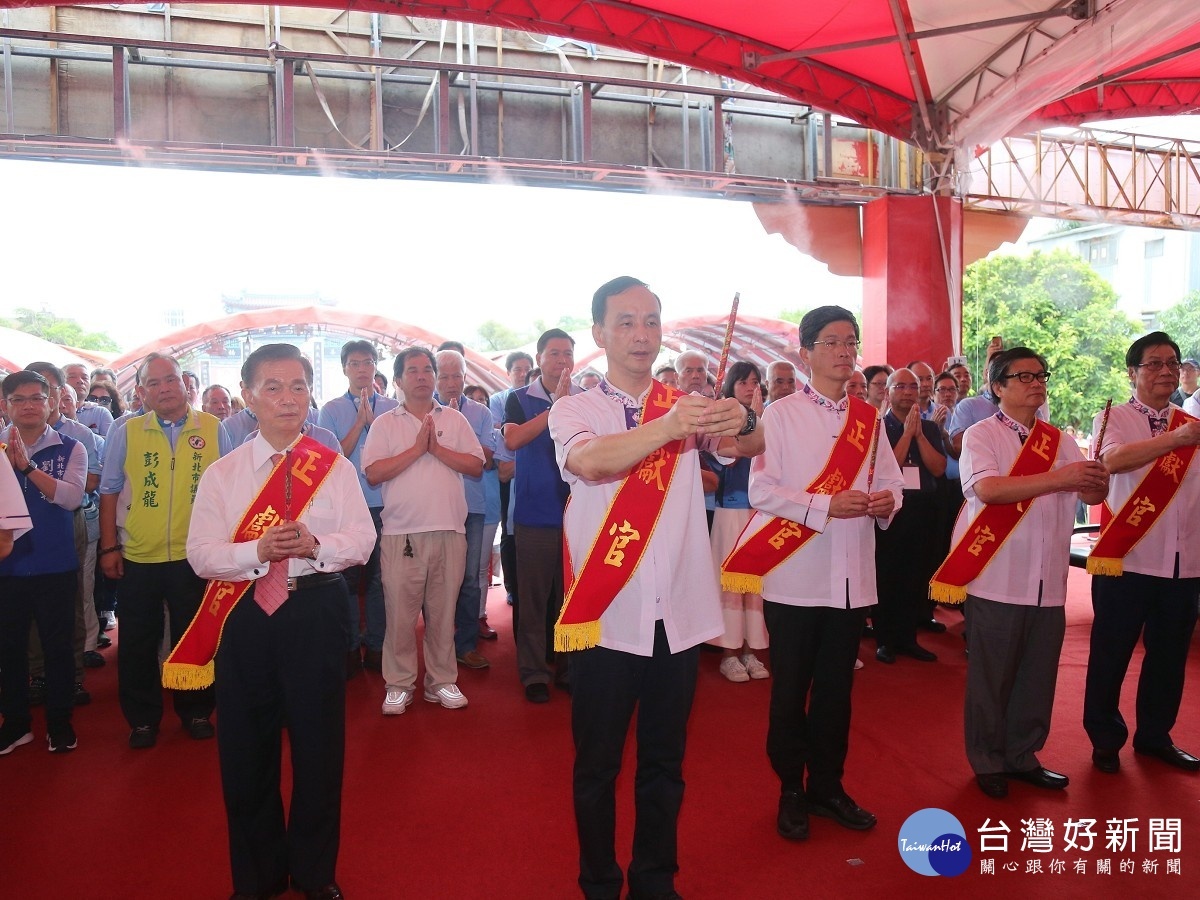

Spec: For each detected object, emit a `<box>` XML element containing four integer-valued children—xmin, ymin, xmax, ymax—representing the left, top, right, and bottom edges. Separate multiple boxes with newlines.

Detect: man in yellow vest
<box><xmin>99</xmin><ymin>352</ymin><xmax>232</xmax><ymax>749</ymax></box>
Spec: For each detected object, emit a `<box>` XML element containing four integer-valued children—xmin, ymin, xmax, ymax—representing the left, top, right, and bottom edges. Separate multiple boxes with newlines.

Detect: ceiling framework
<box><xmin>2</xmin><ymin>2</ymin><xmax>1200</xmax><ymax>227</ymax></box>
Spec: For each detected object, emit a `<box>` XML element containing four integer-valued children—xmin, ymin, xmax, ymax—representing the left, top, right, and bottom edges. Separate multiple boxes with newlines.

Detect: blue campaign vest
<box><xmin>513</xmin><ymin>386</ymin><xmax>570</xmax><ymax>528</ymax></box>
<box><xmin>0</xmin><ymin>435</ymin><xmax>80</xmax><ymax>577</ymax></box>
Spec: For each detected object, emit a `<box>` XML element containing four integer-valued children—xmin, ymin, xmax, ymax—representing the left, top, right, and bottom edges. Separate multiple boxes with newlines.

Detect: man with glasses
<box><xmin>937</xmin><ymin>349</ymin><xmax>1107</xmax><ymax>797</ymax></box>
<box><xmin>735</xmin><ymin>306</ymin><xmax>902</xmax><ymax>840</ymax></box>
<box><xmin>0</xmin><ymin>370</ymin><xmax>87</xmax><ymax>755</ymax></box>
<box><xmin>318</xmin><ymin>340</ymin><xmax>398</xmax><ymax>677</ymax></box>
<box><xmin>873</xmin><ymin>368</ymin><xmax>946</xmax><ymax>663</ymax></box>
<box><xmin>26</xmin><ymin>363</ymin><xmax>104</xmax><ymax>707</ymax></box>
<box><xmin>1084</xmin><ymin>331</ymin><xmax>1200</xmax><ymax>774</ymax></box>
<box><xmin>99</xmin><ymin>352</ymin><xmax>232</xmax><ymax>748</ymax></box>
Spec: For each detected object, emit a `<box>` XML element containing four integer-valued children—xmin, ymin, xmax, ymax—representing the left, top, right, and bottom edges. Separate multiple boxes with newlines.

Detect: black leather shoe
<box><xmin>975</xmin><ymin>774</ymin><xmax>1008</xmax><ymax>798</ymax></box>
<box><xmin>806</xmin><ymin>793</ymin><xmax>877</xmax><ymax>830</ymax></box>
<box><xmin>919</xmin><ymin>618</ymin><xmax>947</xmax><ymax>633</ymax></box>
<box><xmin>525</xmin><ymin>683</ymin><xmax>550</xmax><ymax>704</ymax></box>
<box><xmin>1007</xmin><ymin>767</ymin><xmax>1069</xmax><ymax>790</ymax></box>
<box><xmin>1092</xmin><ymin>749</ymin><xmax>1120</xmax><ymax>773</ymax></box>
<box><xmin>186</xmin><ymin>717</ymin><xmax>216</xmax><ymax>740</ymax></box>
<box><xmin>304</xmin><ymin>884</ymin><xmax>344</xmax><ymax>900</ymax></box>
<box><xmin>874</xmin><ymin>646</ymin><xmax>896</xmax><ymax>664</ymax></box>
<box><xmin>1134</xmin><ymin>744</ymin><xmax>1200</xmax><ymax>772</ymax></box>
<box><xmin>897</xmin><ymin>643</ymin><xmax>937</xmax><ymax>662</ymax></box>
<box><xmin>776</xmin><ymin>790</ymin><xmax>809</xmax><ymax>841</ymax></box>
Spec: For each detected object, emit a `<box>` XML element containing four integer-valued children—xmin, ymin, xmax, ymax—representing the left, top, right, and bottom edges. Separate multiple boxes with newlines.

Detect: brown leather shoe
<box><xmin>457</xmin><ymin>650</ymin><xmax>490</xmax><ymax>670</ymax></box>
<box><xmin>478</xmin><ymin>616</ymin><xmax>498</xmax><ymax>640</ymax></box>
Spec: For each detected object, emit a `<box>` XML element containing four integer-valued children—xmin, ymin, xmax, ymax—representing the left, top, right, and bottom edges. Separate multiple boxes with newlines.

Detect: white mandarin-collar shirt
<box><xmin>957</xmin><ymin>415</ymin><xmax>1084</xmax><ymax>607</ymax></box>
<box><xmin>550</xmin><ymin>382</ymin><xmax>724</xmax><ymax>656</ymax></box>
<box><xmin>1093</xmin><ymin>400</ymin><xmax>1200</xmax><ymax>579</ymax></box>
<box><xmin>747</xmin><ymin>387</ymin><xmax>903</xmax><ymax>609</ymax></box>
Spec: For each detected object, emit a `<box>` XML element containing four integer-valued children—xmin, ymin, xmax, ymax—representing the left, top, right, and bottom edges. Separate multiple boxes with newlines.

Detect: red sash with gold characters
<box><xmin>555</xmin><ymin>380</ymin><xmax>684</xmax><ymax>652</ymax></box>
<box><xmin>720</xmin><ymin>395</ymin><xmax>876</xmax><ymax>595</ymax></box>
<box><xmin>1087</xmin><ymin>408</ymin><xmax>1198</xmax><ymax>576</ymax></box>
<box><xmin>162</xmin><ymin>435</ymin><xmax>336</xmax><ymax>689</ymax></box>
<box><xmin>929</xmin><ymin>419</ymin><xmax>1062</xmax><ymax>605</ymax></box>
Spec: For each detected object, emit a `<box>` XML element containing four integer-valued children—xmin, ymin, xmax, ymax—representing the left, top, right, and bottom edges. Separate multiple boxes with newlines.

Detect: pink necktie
<box><xmin>255</xmin><ymin>454</ymin><xmax>289</xmax><ymax>615</ymax></box>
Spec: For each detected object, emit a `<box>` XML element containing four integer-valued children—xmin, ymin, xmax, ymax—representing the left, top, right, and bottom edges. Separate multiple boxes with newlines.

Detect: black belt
<box><xmin>286</xmin><ymin>572</ymin><xmax>343</xmax><ymax>593</ymax></box>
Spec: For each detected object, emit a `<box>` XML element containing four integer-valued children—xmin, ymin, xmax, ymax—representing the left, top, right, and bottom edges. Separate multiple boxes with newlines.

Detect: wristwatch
<box><xmin>738</xmin><ymin>406</ymin><xmax>758</xmax><ymax>436</ymax></box>
<box><xmin>20</xmin><ymin>463</ymin><xmax>35</xmax><ymax>476</ymax></box>
<box><xmin>308</xmin><ymin>538</ymin><xmax>321</xmax><ymax>560</ymax></box>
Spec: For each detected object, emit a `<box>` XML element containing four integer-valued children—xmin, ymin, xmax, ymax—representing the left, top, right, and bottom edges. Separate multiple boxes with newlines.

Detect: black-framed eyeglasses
<box><xmin>1135</xmin><ymin>359</ymin><xmax>1182</xmax><ymax>373</ymax></box>
<box><xmin>89</xmin><ymin>395</ymin><xmax>113</xmax><ymax>406</ymax></box>
<box><xmin>999</xmin><ymin>371</ymin><xmax>1051</xmax><ymax>384</ymax></box>
<box><xmin>810</xmin><ymin>339</ymin><xmax>860</xmax><ymax>352</ymax></box>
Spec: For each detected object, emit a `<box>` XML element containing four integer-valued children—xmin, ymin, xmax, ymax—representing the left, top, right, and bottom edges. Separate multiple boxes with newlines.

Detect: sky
<box><xmin>0</xmin><ymin>158</ymin><xmax>867</xmax><ymax>353</ymax></box>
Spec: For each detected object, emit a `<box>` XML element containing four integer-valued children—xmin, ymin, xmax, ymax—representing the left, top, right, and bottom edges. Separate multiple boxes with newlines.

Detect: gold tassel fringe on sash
<box><xmin>554</xmin><ymin>620</ymin><xmax>601</xmax><ymax>653</ymax></box>
<box><xmin>928</xmin><ymin>581</ymin><xmax>967</xmax><ymax>606</ymax></box>
<box><xmin>162</xmin><ymin>660</ymin><xmax>215</xmax><ymax>691</ymax></box>
<box><xmin>1086</xmin><ymin>556</ymin><xmax>1123</xmax><ymax>576</ymax></box>
<box><xmin>721</xmin><ymin>572</ymin><xmax>764</xmax><ymax>595</ymax></box>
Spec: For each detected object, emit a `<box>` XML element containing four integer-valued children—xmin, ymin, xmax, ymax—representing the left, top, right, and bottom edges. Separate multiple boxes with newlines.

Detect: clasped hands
<box><xmin>663</xmin><ymin>394</ymin><xmax>748</xmax><ymax>440</ymax></box>
<box><xmin>828</xmin><ymin>490</ymin><xmax>895</xmax><ymax>520</ymax></box>
<box><xmin>257</xmin><ymin>519</ymin><xmax>318</xmax><ymax>563</ymax></box>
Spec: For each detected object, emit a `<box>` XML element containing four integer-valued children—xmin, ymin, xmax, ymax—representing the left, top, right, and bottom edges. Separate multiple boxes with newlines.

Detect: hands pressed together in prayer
<box><xmin>354</xmin><ymin>387</ymin><xmax>376</xmax><ymax>427</ymax></box>
<box><xmin>3</xmin><ymin>425</ymin><xmax>30</xmax><ymax>473</ymax></box>
<box><xmin>414</xmin><ymin>413</ymin><xmax>443</xmax><ymax>456</ymax></box>
<box><xmin>257</xmin><ymin>519</ymin><xmax>318</xmax><ymax>563</ymax></box>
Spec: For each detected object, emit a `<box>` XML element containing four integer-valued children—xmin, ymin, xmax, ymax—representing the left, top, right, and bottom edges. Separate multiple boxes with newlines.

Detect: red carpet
<box><xmin>4</xmin><ymin>571</ymin><xmax>1199</xmax><ymax>898</ymax></box>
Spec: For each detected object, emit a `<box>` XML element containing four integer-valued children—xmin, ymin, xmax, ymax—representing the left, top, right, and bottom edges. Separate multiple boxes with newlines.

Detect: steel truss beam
<box><xmin>0</xmin><ymin>24</ymin><xmax>918</xmax><ymax>205</ymax></box>
<box><xmin>965</xmin><ymin>128</ymin><xmax>1200</xmax><ymax>230</ymax></box>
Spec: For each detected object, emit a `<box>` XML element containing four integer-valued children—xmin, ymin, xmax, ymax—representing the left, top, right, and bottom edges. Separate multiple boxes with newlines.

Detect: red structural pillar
<box><xmin>860</xmin><ymin>195</ymin><xmax>962</xmax><ymax>370</ymax></box>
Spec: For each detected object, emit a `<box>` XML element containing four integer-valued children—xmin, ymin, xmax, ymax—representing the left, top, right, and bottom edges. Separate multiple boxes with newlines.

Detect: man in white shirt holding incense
<box><xmin>550</xmin><ymin>275</ymin><xmax>763</xmax><ymax>900</ymax></box>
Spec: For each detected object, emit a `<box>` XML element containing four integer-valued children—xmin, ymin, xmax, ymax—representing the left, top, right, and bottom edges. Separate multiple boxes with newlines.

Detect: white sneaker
<box><xmin>424</xmin><ymin>684</ymin><xmax>468</xmax><ymax>709</ymax></box>
<box><xmin>740</xmin><ymin>653</ymin><xmax>770</xmax><ymax>680</ymax></box>
<box><xmin>719</xmin><ymin>656</ymin><xmax>750</xmax><ymax>683</ymax></box>
<box><xmin>381</xmin><ymin>689</ymin><xmax>413</xmax><ymax>715</ymax></box>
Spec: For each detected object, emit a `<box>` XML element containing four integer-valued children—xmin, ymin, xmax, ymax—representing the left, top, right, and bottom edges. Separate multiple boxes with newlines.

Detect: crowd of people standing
<box><xmin>2</xmin><ymin>291</ymin><xmax>1199</xmax><ymax>899</ymax></box>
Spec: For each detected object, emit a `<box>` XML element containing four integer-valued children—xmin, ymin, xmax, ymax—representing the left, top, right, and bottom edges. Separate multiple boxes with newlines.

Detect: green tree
<box><xmin>475</xmin><ymin>320</ymin><xmax>525</xmax><ymax>352</ymax></box>
<box><xmin>778</xmin><ymin>307</ymin><xmax>809</xmax><ymax>325</ymax></box>
<box><xmin>1</xmin><ymin>307</ymin><xmax>120</xmax><ymax>352</ymax></box>
<box><xmin>962</xmin><ymin>250</ymin><xmax>1138</xmax><ymax>429</ymax></box>
<box><xmin>1157</xmin><ymin>290</ymin><xmax>1200</xmax><ymax>360</ymax></box>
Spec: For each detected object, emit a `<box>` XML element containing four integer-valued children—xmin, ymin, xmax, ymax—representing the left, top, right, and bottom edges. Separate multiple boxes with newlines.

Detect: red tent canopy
<box><xmin>5</xmin><ymin>1</ymin><xmax>1193</xmax><ymax>153</ymax></box>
